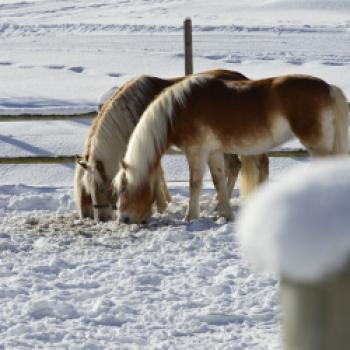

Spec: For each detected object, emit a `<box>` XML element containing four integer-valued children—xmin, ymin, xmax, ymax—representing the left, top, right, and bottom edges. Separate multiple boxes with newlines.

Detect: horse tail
<box><xmin>330</xmin><ymin>85</ymin><xmax>349</xmax><ymax>155</ymax></box>
<box><xmin>239</xmin><ymin>154</ymin><xmax>269</xmax><ymax>200</ymax></box>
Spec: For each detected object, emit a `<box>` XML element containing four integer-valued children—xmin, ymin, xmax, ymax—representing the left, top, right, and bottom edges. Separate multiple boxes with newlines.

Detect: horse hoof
<box><xmin>185</xmin><ymin>211</ymin><xmax>199</xmax><ymax>221</ymax></box>
<box><xmin>156</xmin><ymin>202</ymin><xmax>167</xmax><ymax>213</ymax></box>
<box><xmin>216</xmin><ymin>203</ymin><xmax>233</xmax><ymax>221</ymax></box>
<box><xmin>225</xmin><ymin>213</ymin><xmax>234</xmax><ymax>222</ymax></box>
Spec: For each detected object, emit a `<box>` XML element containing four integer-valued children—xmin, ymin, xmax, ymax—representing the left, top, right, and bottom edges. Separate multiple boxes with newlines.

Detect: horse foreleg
<box><xmin>159</xmin><ymin>166</ymin><xmax>172</xmax><ymax>203</ymax></box>
<box><xmin>74</xmin><ymin>165</ymin><xmax>94</xmax><ymax>219</ymax></box>
<box><xmin>209</xmin><ymin>152</ymin><xmax>233</xmax><ymax>221</ymax></box>
<box><xmin>185</xmin><ymin>151</ymin><xmax>206</xmax><ymax>221</ymax></box>
<box><xmin>258</xmin><ymin>154</ymin><xmax>269</xmax><ymax>183</ymax></box>
<box><xmin>79</xmin><ymin>191</ymin><xmax>94</xmax><ymax>219</ymax></box>
<box><xmin>155</xmin><ymin>166</ymin><xmax>170</xmax><ymax>213</ymax></box>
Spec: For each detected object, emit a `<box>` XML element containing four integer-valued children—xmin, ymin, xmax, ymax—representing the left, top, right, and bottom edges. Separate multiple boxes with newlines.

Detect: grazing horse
<box><xmin>114</xmin><ymin>74</ymin><xmax>348</xmax><ymax>224</ymax></box>
<box><xmin>74</xmin><ymin>69</ymin><xmax>268</xmax><ymax>221</ymax></box>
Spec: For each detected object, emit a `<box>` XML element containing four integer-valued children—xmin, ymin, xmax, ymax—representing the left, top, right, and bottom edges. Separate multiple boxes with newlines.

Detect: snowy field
<box><xmin>0</xmin><ymin>1</ymin><xmax>350</xmax><ymax>349</ymax></box>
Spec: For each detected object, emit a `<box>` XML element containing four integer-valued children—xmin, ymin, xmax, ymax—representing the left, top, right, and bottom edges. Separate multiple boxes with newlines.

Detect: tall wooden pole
<box><xmin>184</xmin><ymin>18</ymin><xmax>193</xmax><ymax>75</ymax></box>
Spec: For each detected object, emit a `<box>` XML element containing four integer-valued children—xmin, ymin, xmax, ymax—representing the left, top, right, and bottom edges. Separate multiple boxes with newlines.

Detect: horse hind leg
<box><xmin>223</xmin><ymin>153</ymin><xmax>241</xmax><ymax>199</ymax></box>
<box><xmin>185</xmin><ymin>150</ymin><xmax>207</xmax><ymax>221</ymax></box>
<box><xmin>208</xmin><ymin>152</ymin><xmax>233</xmax><ymax>221</ymax></box>
<box><xmin>258</xmin><ymin>154</ymin><xmax>269</xmax><ymax>184</ymax></box>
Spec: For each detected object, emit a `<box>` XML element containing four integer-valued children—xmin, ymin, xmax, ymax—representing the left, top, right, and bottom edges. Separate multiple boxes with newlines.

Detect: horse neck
<box><xmin>124</xmin><ymin>110</ymin><xmax>170</xmax><ymax>191</ymax></box>
<box><xmin>90</xmin><ymin>108</ymin><xmax>129</xmax><ymax>181</ymax></box>
<box><xmin>123</xmin><ymin>74</ymin><xmax>211</xmax><ymax>190</ymax></box>
<box><xmin>89</xmin><ymin>77</ymin><xmax>162</xmax><ymax>180</ymax></box>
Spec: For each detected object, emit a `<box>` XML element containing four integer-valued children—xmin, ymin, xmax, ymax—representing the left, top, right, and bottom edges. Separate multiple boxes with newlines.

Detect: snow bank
<box><xmin>1</xmin><ymin>0</ymin><xmax>349</xmax><ymax>36</ymax></box>
<box><xmin>238</xmin><ymin>158</ymin><xmax>350</xmax><ymax>282</ymax></box>
<box><xmin>1</xmin><ymin>23</ymin><xmax>346</xmax><ymax>37</ymax></box>
<box><xmin>0</xmin><ymin>184</ymin><xmax>74</xmax><ymax>213</ymax></box>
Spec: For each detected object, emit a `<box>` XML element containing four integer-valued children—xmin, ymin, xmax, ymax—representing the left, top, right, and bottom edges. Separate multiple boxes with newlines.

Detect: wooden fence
<box><xmin>0</xmin><ymin>18</ymin><xmax>348</xmax><ymax>164</ymax></box>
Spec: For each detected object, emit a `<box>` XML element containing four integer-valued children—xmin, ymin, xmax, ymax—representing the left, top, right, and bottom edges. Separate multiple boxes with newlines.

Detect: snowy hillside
<box><xmin>0</xmin><ymin>1</ymin><xmax>349</xmax><ymax>348</ymax></box>
<box><xmin>1</xmin><ymin>0</ymin><xmax>350</xmax><ymax>29</ymax></box>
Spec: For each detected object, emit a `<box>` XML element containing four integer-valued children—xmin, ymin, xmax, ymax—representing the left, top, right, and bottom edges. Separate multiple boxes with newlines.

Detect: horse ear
<box><xmin>120</xmin><ymin>171</ymin><xmax>128</xmax><ymax>194</ymax></box>
<box><xmin>120</xmin><ymin>160</ymin><xmax>128</xmax><ymax>169</ymax></box>
<box><xmin>121</xmin><ymin>171</ymin><xmax>128</xmax><ymax>186</ymax></box>
<box><xmin>76</xmin><ymin>157</ymin><xmax>88</xmax><ymax>170</ymax></box>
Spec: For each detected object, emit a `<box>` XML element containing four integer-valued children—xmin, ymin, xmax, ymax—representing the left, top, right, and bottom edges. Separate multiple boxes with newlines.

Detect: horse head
<box><xmin>76</xmin><ymin>156</ymin><xmax>116</xmax><ymax>222</ymax></box>
<box><xmin>114</xmin><ymin>160</ymin><xmax>157</xmax><ymax>224</ymax></box>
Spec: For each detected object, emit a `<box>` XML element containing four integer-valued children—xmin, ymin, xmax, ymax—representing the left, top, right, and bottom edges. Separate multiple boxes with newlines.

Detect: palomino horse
<box><xmin>74</xmin><ymin>69</ymin><xmax>268</xmax><ymax>221</ymax></box>
<box><xmin>114</xmin><ymin>74</ymin><xmax>348</xmax><ymax>224</ymax></box>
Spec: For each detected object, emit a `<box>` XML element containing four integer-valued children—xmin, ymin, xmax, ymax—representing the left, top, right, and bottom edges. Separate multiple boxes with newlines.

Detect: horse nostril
<box><xmin>123</xmin><ymin>216</ymin><xmax>130</xmax><ymax>224</ymax></box>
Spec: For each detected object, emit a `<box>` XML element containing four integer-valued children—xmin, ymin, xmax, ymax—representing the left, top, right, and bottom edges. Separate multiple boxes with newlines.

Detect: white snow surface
<box><xmin>1</xmin><ymin>192</ymin><xmax>280</xmax><ymax>350</ymax></box>
<box><xmin>0</xmin><ymin>0</ymin><xmax>350</xmax><ymax>348</ymax></box>
<box><xmin>238</xmin><ymin>158</ymin><xmax>350</xmax><ymax>283</ymax></box>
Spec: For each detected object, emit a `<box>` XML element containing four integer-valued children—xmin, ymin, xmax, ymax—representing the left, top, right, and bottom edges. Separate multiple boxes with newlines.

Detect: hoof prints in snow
<box><xmin>45</xmin><ymin>64</ymin><xmax>65</xmax><ymax>70</ymax></box>
<box><xmin>27</xmin><ymin>300</ymin><xmax>79</xmax><ymax>320</ymax></box>
<box><xmin>107</xmin><ymin>72</ymin><xmax>123</xmax><ymax>78</ymax></box>
<box><xmin>0</xmin><ymin>194</ymin><xmax>280</xmax><ymax>349</ymax></box>
<box><xmin>197</xmin><ymin>313</ymin><xmax>245</xmax><ymax>326</ymax></box>
<box><xmin>68</xmin><ymin>66</ymin><xmax>85</xmax><ymax>73</ymax></box>
<box><xmin>322</xmin><ymin>61</ymin><xmax>345</xmax><ymax>66</ymax></box>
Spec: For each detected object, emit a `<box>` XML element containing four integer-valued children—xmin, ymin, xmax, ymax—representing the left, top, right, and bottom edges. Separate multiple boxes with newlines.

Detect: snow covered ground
<box><xmin>0</xmin><ymin>1</ymin><xmax>349</xmax><ymax>348</ymax></box>
<box><xmin>1</xmin><ymin>193</ymin><xmax>280</xmax><ymax>350</ymax></box>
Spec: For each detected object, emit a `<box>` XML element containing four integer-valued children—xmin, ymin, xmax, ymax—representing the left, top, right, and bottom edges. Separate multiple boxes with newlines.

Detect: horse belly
<box><xmin>270</xmin><ymin>116</ymin><xmax>294</xmax><ymax>147</ymax></box>
<box><xmin>225</xmin><ymin>116</ymin><xmax>294</xmax><ymax>155</ymax></box>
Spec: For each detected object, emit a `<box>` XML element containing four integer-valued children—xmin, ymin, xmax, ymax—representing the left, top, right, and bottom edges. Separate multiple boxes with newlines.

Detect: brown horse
<box><xmin>114</xmin><ymin>74</ymin><xmax>348</xmax><ymax>224</ymax></box>
<box><xmin>74</xmin><ymin>69</ymin><xmax>268</xmax><ymax>221</ymax></box>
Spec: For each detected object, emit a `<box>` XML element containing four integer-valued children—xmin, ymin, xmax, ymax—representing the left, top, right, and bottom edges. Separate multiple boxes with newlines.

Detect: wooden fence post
<box><xmin>184</xmin><ymin>18</ymin><xmax>193</xmax><ymax>75</ymax></box>
<box><xmin>237</xmin><ymin>160</ymin><xmax>350</xmax><ymax>350</ymax></box>
<box><xmin>281</xmin><ymin>271</ymin><xmax>350</xmax><ymax>350</ymax></box>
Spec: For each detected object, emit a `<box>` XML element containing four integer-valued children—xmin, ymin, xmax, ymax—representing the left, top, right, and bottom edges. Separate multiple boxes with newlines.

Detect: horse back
<box><xmin>170</xmin><ymin>75</ymin><xmax>333</xmax><ymax>150</ymax></box>
<box><xmin>171</xmin><ymin>78</ymin><xmax>273</xmax><ymax>145</ymax></box>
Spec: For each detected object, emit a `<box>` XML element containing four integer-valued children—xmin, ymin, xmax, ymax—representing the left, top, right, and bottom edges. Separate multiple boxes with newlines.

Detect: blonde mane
<box><xmin>83</xmin><ymin>76</ymin><xmax>165</xmax><ymax>183</ymax></box>
<box><xmin>123</xmin><ymin>75</ymin><xmax>210</xmax><ymax>189</ymax></box>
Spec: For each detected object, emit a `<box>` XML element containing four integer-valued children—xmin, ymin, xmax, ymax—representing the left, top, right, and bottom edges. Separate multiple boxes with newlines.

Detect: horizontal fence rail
<box><xmin>0</xmin><ymin>112</ymin><xmax>96</xmax><ymax>122</ymax></box>
<box><xmin>1</xmin><ymin>104</ymin><xmax>350</xmax><ymax>122</ymax></box>
<box><xmin>0</xmin><ymin>150</ymin><xmax>310</xmax><ymax>164</ymax></box>
<box><xmin>0</xmin><ymin>104</ymin><xmax>348</xmax><ymax>164</ymax></box>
